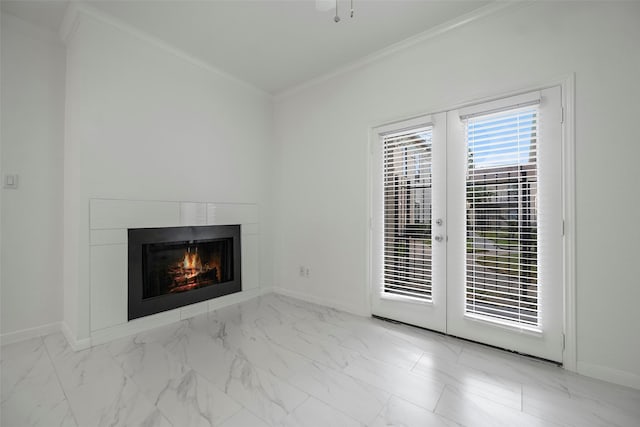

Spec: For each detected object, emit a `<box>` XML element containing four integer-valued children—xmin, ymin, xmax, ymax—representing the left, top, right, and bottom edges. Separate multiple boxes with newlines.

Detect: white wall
<box><xmin>1</xmin><ymin>13</ymin><xmax>66</xmax><ymax>337</ymax></box>
<box><xmin>273</xmin><ymin>2</ymin><xmax>640</xmax><ymax>385</ymax></box>
<box><xmin>62</xmin><ymin>10</ymin><xmax>274</xmax><ymax>342</ymax></box>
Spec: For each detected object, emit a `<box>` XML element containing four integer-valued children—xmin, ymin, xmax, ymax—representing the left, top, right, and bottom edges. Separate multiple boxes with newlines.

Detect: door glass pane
<box><xmin>465</xmin><ymin>107</ymin><xmax>539</xmax><ymax>328</ymax></box>
<box><xmin>383</xmin><ymin>127</ymin><xmax>433</xmax><ymax>301</ymax></box>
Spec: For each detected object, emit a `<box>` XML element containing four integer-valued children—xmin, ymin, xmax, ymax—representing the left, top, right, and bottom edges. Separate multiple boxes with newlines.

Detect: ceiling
<box><xmin>1</xmin><ymin>0</ymin><xmax>493</xmax><ymax>94</ymax></box>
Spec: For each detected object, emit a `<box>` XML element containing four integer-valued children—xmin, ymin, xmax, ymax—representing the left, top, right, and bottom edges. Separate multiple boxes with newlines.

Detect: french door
<box><xmin>371</xmin><ymin>112</ymin><xmax>448</xmax><ymax>332</ymax></box>
<box><xmin>371</xmin><ymin>87</ymin><xmax>564</xmax><ymax>362</ymax></box>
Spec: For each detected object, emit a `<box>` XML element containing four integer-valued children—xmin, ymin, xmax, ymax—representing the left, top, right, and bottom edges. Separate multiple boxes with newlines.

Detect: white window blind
<box><xmin>465</xmin><ymin>106</ymin><xmax>540</xmax><ymax>328</ymax></box>
<box><xmin>383</xmin><ymin>126</ymin><xmax>433</xmax><ymax>301</ymax></box>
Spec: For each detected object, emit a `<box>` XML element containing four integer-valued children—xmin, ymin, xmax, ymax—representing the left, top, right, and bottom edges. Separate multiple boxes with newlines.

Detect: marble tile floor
<box><xmin>2</xmin><ymin>293</ymin><xmax>640</xmax><ymax>427</ymax></box>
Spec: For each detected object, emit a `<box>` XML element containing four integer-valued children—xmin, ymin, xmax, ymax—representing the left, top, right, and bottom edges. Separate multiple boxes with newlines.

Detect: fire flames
<box><xmin>168</xmin><ymin>248</ymin><xmax>221</xmax><ymax>293</ymax></box>
<box><xmin>182</xmin><ymin>251</ymin><xmax>202</xmax><ymax>278</ymax></box>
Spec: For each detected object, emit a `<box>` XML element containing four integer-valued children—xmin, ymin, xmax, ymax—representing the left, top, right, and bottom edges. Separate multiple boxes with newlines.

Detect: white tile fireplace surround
<box><xmin>85</xmin><ymin>198</ymin><xmax>261</xmax><ymax>347</ymax></box>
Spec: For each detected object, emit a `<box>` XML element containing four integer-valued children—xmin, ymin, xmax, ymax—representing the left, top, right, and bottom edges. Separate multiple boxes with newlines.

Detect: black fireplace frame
<box><xmin>128</xmin><ymin>225</ymin><xmax>241</xmax><ymax>321</ymax></box>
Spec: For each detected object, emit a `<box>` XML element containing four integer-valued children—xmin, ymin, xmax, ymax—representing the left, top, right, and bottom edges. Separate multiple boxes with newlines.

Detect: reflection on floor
<box><xmin>2</xmin><ymin>293</ymin><xmax>639</xmax><ymax>426</ymax></box>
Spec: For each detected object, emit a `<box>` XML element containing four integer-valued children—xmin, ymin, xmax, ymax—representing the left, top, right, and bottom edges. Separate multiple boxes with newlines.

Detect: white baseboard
<box><xmin>61</xmin><ymin>321</ymin><xmax>91</xmax><ymax>351</ymax></box>
<box><xmin>271</xmin><ymin>286</ymin><xmax>370</xmax><ymax>318</ymax></box>
<box><xmin>0</xmin><ymin>322</ymin><xmax>62</xmax><ymax>346</ymax></box>
<box><xmin>577</xmin><ymin>361</ymin><xmax>640</xmax><ymax>390</ymax></box>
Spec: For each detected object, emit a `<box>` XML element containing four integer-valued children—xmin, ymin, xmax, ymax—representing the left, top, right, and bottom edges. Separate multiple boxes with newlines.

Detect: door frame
<box><xmin>366</xmin><ymin>75</ymin><xmax>576</xmax><ymax>371</ymax></box>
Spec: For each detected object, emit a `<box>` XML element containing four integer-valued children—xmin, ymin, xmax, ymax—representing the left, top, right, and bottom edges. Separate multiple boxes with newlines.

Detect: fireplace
<box><xmin>128</xmin><ymin>225</ymin><xmax>241</xmax><ymax>320</ymax></box>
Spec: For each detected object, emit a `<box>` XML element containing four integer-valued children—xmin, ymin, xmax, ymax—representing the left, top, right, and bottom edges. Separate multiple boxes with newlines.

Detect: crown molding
<box><xmin>58</xmin><ymin>1</ymin><xmax>523</xmax><ymax>101</ymax></box>
<box><xmin>275</xmin><ymin>1</ymin><xmax>523</xmax><ymax>101</ymax></box>
<box><xmin>59</xmin><ymin>1</ymin><xmax>81</xmax><ymax>44</ymax></box>
<box><xmin>58</xmin><ymin>2</ymin><xmax>269</xmax><ymax>98</ymax></box>
<box><xmin>0</xmin><ymin>10</ymin><xmax>64</xmax><ymax>47</ymax></box>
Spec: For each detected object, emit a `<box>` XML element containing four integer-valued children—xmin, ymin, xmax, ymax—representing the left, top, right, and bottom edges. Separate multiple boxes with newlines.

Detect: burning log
<box><xmin>167</xmin><ymin>248</ymin><xmax>220</xmax><ymax>293</ymax></box>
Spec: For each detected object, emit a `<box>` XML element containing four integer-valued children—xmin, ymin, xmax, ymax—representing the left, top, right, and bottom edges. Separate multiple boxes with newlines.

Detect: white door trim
<box><xmin>367</xmin><ymin>75</ymin><xmax>576</xmax><ymax>370</ymax></box>
<box><xmin>560</xmin><ymin>74</ymin><xmax>577</xmax><ymax>372</ymax></box>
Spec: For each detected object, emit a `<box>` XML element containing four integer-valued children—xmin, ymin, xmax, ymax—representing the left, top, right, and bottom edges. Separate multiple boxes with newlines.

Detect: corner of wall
<box><xmin>59</xmin><ymin>1</ymin><xmax>82</xmax><ymax>45</ymax></box>
<box><xmin>60</xmin><ymin>320</ymin><xmax>90</xmax><ymax>351</ymax></box>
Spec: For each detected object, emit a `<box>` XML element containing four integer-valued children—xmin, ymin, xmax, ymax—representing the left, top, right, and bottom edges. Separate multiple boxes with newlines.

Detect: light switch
<box><xmin>4</xmin><ymin>174</ymin><xmax>18</xmax><ymax>189</ymax></box>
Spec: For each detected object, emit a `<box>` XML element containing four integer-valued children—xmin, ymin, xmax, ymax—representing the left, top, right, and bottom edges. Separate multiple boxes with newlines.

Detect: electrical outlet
<box><xmin>3</xmin><ymin>174</ymin><xmax>18</xmax><ymax>189</ymax></box>
<box><xmin>299</xmin><ymin>266</ymin><xmax>311</xmax><ymax>278</ymax></box>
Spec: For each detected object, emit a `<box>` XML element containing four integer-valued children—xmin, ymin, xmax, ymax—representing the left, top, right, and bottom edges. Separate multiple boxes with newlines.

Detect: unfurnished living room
<box><xmin>1</xmin><ymin>0</ymin><xmax>639</xmax><ymax>426</ymax></box>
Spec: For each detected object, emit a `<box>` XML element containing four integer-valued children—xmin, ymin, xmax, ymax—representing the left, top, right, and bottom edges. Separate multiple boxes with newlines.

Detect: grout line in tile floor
<box><xmin>3</xmin><ymin>293</ymin><xmax>640</xmax><ymax>427</ymax></box>
<box><xmin>41</xmin><ymin>335</ymin><xmax>82</xmax><ymax>427</ymax></box>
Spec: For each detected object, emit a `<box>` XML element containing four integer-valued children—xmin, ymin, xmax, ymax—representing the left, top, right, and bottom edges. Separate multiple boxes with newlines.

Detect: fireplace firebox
<box><xmin>128</xmin><ymin>225</ymin><xmax>241</xmax><ymax>320</ymax></box>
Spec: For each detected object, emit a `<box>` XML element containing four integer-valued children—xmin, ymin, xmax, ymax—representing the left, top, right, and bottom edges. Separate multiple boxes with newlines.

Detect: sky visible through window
<box><xmin>467</xmin><ymin>107</ymin><xmax>537</xmax><ymax>168</ymax></box>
